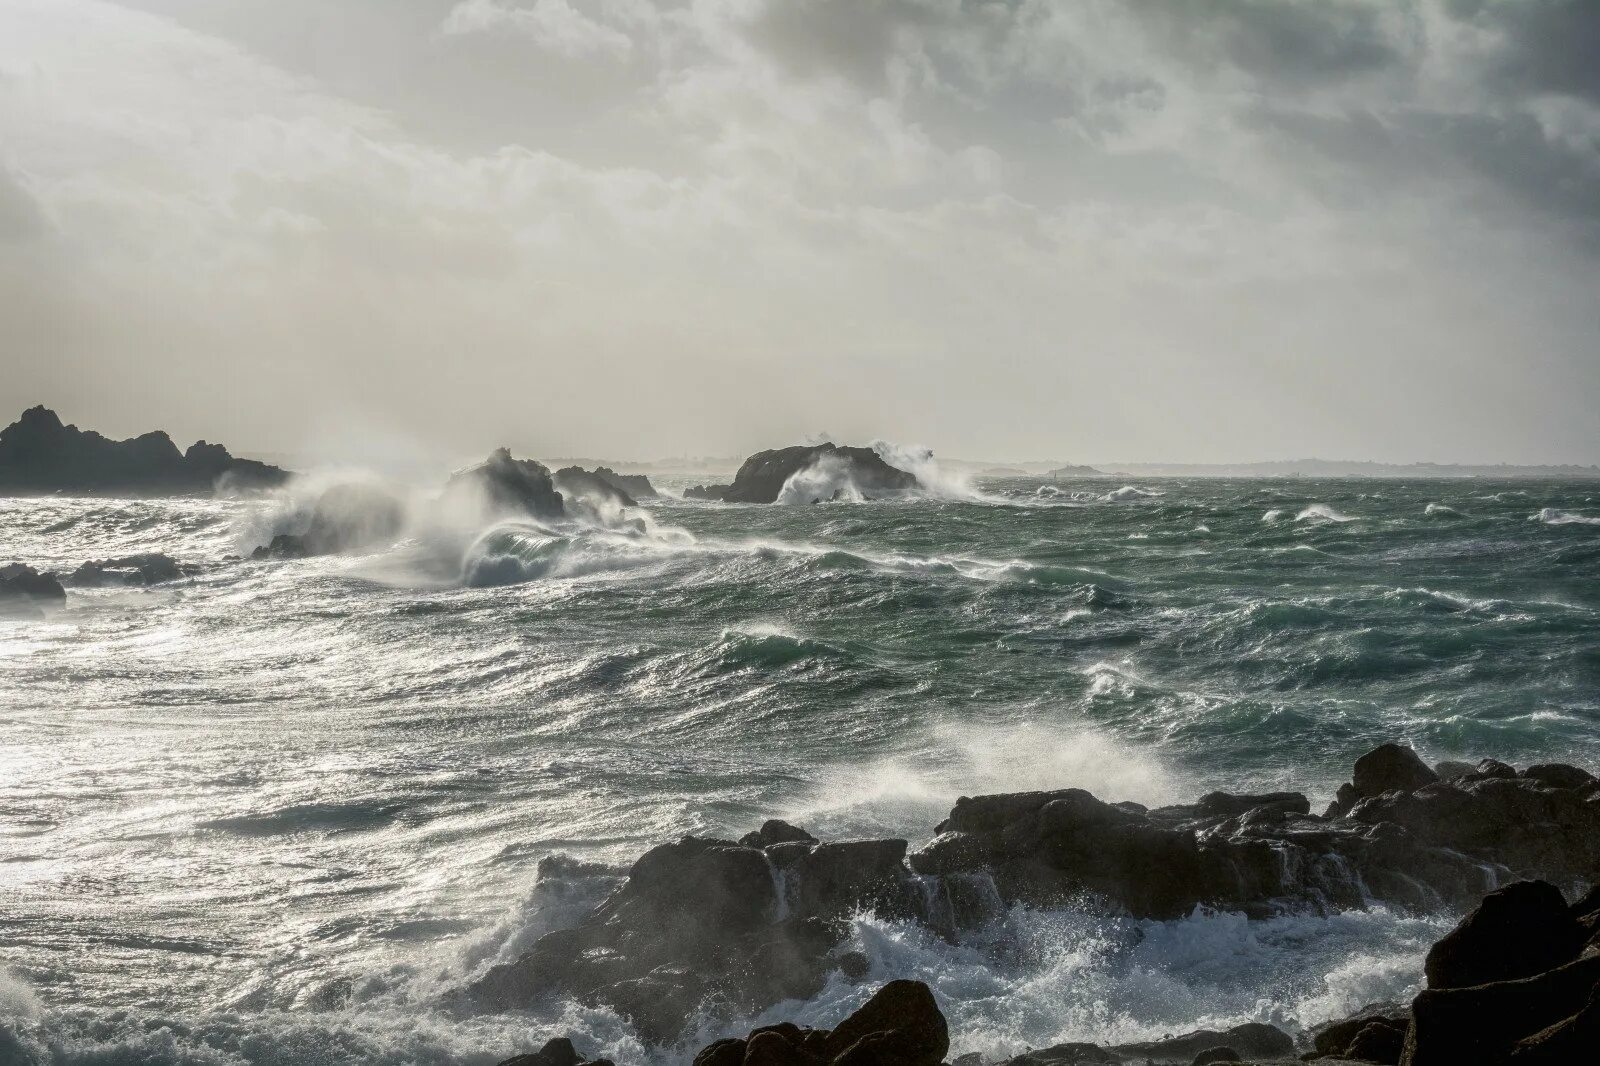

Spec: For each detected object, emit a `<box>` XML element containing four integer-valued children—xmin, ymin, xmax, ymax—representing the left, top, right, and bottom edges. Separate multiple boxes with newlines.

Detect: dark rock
<box><xmin>743</xmin><ymin>1029</ymin><xmax>816</xmax><ymax>1066</ymax></box>
<box><xmin>715</xmin><ymin>443</ymin><xmax>919</xmax><ymax>504</ymax></box>
<box><xmin>592</xmin><ymin>467</ymin><xmax>656</xmax><ymax>499</ymax></box>
<box><xmin>1344</xmin><ymin>1019</ymin><xmax>1406</xmax><ymax>1064</ymax></box>
<box><xmin>1189</xmin><ymin>1049</ymin><xmax>1240</xmax><ymax>1065</ymax></box>
<box><xmin>1432</xmin><ymin>760</ymin><xmax>1476</xmax><ymax>780</ymax></box>
<box><xmin>685</xmin><ymin>484</ymin><xmax>730</xmax><ymax>501</ymax></box>
<box><xmin>1312</xmin><ymin>1005</ymin><xmax>1409</xmax><ymax>1058</ymax></box>
<box><xmin>1505</xmin><ymin>982</ymin><xmax>1600</xmax><ymax>1063</ymax></box>
<box><xmin>1351</xmin><ymin>744</ymin><xmax>1439</xmax><ymax>799</ymax></box>
<box><xmin>0</xmin><ymin>405</ymin><xmax>288</xmax><ymax>494</ymax></box>
<box><xmin>251</xmin><ymin>484</ymin><xmax>405</xmax><ymax>559</ymax></box>
<box><xmin>1108</xmin><ymin>1021</ymin><xmax>1293</xmax><ymax>1062</ymax></box>
<box><xmin>822</xmin><ymin>980</ymin><xmax>948</xmax><ymax>1066</ymax></box>
<box><xmin>1403</xmin><ymin>954</ymin><xmax>1600</xmax><ymax>1065</ymax></box>
<box><xmin>442</xmin><ymin>448</ymin><xmax>565</xmax><ymax>521</ymax></box>
<box><xmin>496</xmin><ymin>1037</ymin><xmax>584</xmax><ymax>1066</ymax></box>
<box><xmin>1194</xmin><ymin>791</ymin><xmax>1311</xmax><ymax>819</ymax></box>
<box><xmin>1521</xmin><ymin>764</ymin><xmax>1596</xmax><ymax>790</ymax></box>
<box><xmin>1424</xmin><ymin>880</ymin><xmax>1584</xmax><ymax>990</ymax></box>
<box><xmin>740</xmin><ymin>819</ymin><xmax>819</xmax><ymax>849</ymax></box>
<box><xmin>67</xmin><ymin>552</ymin><xmax>185</xmax><ymax>587</ymax></box>
<box><xmin>554</xmin><ymin>467</ymin><xmax>637</xmax><ymax>510</ymax></box>
<box><xmin>0</xmin><ymin>562</ymin><xmax>66</xmax><ymax>615</ymax></box>
<box><xmin>691</xmin><ymin>1038</ymin><xmax>746</xmax><ymax>1066</ymax></box>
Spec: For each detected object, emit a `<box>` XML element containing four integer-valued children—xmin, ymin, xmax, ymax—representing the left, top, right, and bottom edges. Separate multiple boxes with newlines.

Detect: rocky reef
<box><xmin>442</xmin><ymin>448</ymin><xmax>566</xmax><ymax>522</ymax></box>
<box><xmin>687</xmin><ymin>444</ymin><xmax>919</xmax><ymax>503</ymax></box>
<box><xmin>65</xmin><ymin>552</ymin><xmax>188</xmax><ymax>587</ymax></box>
<box><xmin>0</xmin><ymin>405</ymin><xmax>288</xmax><ymax>495</ymax></box>
<box><xmin>554</xmin><ymin>467</ymin><xmax>639</xmax><ymax>509</ymax></box>
<box><xmin>252</xmin><ymin>483</ymin><xmax>408</xmax><ymax>560</ymax></box>
<box><xmin>0</xmin><ymin>562</ymin><xmax>66</xmax><ymax>617</ymax></box>
<box><xmin>470</xmin><ymin>745</ymin><xmax>1598</xmax><ymax>1051</ymax></box>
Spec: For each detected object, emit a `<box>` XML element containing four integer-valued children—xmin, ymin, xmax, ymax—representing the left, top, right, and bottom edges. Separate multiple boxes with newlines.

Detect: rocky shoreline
<box><xmin>473</xmin><ymin>745</ymin><xmax>1598</xmax><ymax>1064</ymax></box>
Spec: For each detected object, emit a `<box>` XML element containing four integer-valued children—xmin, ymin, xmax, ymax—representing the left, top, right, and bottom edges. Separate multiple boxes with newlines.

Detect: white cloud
<box><xmin>441</xmin><ymin>0</ymin><xmax>635</xmax><ymax>59</ymax></box>
<box><xmin>0</xmin><ymin>0</ymin><xmax>1596</xmax><ymax>463</ymax></box>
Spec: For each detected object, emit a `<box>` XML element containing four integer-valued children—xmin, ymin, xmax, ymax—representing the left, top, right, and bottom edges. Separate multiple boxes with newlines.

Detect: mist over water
<box><xmin>3</xmin><ymin>475</ymin><xmax>1599</xmax><ymax>1064</ymax></box>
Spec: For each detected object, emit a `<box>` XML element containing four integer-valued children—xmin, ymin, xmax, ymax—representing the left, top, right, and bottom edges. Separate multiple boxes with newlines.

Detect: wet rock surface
<box><xmin>66</xmin><ymin>552</ymin><xmax>188</xmax><ymax>586</ymax></box>
<box><xmin>0</xmin><ymin>562</ymin><xmax>66</xmax><ymax>616</ymax></box>
<box><xmin>471</xmin><ymin>746</ymin><xmax>1599</xmax><ymax>1049</ymax></box>
<box><xmin>687</xmin><ymin>443</ymin><xmax>919</xmax><ymax>504</ymax></box>
<box><xmin>0</xmin><ymin>405</ymin><xmax>288</xmax><ymax>494</ymax></box>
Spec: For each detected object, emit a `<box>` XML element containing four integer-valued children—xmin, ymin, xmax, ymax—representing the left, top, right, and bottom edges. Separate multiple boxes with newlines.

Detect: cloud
<box><xmin>0</xmin><ymin>0</ymin><xmax>1596</xmax><ymax>463</ymax></box>
<box><xmin>441</xmin><ymin>0</ymin><xmax>636</xmax><ymax>59</ymax></box>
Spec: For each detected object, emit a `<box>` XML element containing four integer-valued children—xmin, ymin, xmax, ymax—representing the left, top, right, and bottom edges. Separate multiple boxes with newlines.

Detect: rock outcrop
<box><xmin>470</xmin><ymin>747</ymin><xmax>1598</xmax><ymax>1045</ymax></box>
<box><xmin>442</xmin><ymin>448</ymin><xmax>566</xmax><ymax>522</ymax></box>
<box><xmin>687</xmin><ymin>444</ymin><xmax>919</xmax><ymax>504</ymax></box>
<box><xmin>66</xmin><ymin>552</ymin><xmax>187</xmax><ymax>587</ymax></box>
<box><xmin>0</xmin><ymin>562</ymin><xmax>66</xmax><ymax>616</ymax></box>
<box><xmin>592</xmin><ymin>467</ymin><xmax>656</xmax><ymax>499</ymax></box>
<box><xmin>554</xmin><ymin>467</ymin><xmax>638</xmax><ymax>509</ymax></box>
<box><xmin>1306</xmin><ymin>878</ymin><xmax>1600</xmax><ymax>1065</ymax></box>
<box><xmin>0</xmin><ymin>405</ymin><xmax>288</xmax><ymax>495</ymax></box>
<box><xmin>252</xmin><ymin>483</ymin><xmax>406</xmax><ymax>559</ymax></box>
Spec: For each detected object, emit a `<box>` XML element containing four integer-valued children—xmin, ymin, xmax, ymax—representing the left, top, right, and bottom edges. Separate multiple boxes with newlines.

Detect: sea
<box><xmin>3</xmin><ymin>469</ymin><xmax>1598</xmax><ymax>1064</ymax></box>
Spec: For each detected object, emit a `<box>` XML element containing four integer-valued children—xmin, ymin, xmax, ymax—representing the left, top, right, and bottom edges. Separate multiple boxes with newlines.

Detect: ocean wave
<box><xmin>1536</xmin><ymin>507</ymin><xmax>1600</xmax><ymax>526</ymax></box>
<box><xmin>1422</xmin><ymin>503</ymin><xmax>1460</xmax><ymax>517</ymax></box>
<box><xmin>1295</xmin><ymin>504</ymin><xmax>1356</xmax><ymax>523</ymax></box>
<box><xmin>1104</xmin><ymin>486</ymin><xmax>1162</xmax><ymax>503</ymax></box>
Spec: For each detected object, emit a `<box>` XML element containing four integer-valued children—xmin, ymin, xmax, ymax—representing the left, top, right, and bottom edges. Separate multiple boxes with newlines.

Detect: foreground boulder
<box><xmin>0</xmin><ymin>405</ymin><xmax>288</xmax><ymax>494</ymax></box>
<box><xmin>252</xmin><ymin>483</ymin><xmax>406</xmax><ymax>559</ymax></box>
<box><xmin>66</xmin><ymin>552</ymin><xmax>187</xmax><ymax>587</ymax></box>
<box><xmin>685</xmin><ymin>980</ymin><xmax>947</xmax><ymax>1066</ymax></box>
<box><xmin>687</xmin><ymin>443</ymin><xmax>919</xmax><ymax>504</ymax></box>
<box><xmin>442</xmin><ymin>448</ymin><xmax>565</xmax><ymax>521</ymax></box>
<box><xmin>1401</xmin><ymin>880</ymin><xmax>1600</xmax><ymax>1064</ymax></box>
<box><xmin>471</xmin><ymin>834</ymin><xmax>928</xmax><ymax>1041</ymax></box>
<box><xmin>0</xmin><ymin>562</ymin><xmax>65</xmax><ymax>616</ymax></box>
<box><xmin>496</xmin><ymin>1037</ymin><xmax>614</xmax><ymax>1066</ymax></box>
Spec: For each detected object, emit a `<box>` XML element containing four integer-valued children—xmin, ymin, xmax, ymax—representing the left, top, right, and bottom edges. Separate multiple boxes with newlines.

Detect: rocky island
<box><xmin>687</xmin><ymin>443</ymin><xmax>920</xmax><ymax>503</ymax></box>
<box><xmin>0</xmin><ymin>406</ymin><xmax>289</xmax><ymax>494</ymax></box>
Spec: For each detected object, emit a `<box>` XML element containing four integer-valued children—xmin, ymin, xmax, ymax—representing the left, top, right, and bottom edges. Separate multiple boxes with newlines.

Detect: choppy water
<box><xmin>3</xmin><ymin>474</ymin><xmax>1598</xmax><ymax>1064</ymax></box>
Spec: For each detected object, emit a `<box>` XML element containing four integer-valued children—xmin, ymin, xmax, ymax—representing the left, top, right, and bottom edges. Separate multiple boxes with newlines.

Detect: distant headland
<box><xmin>0</xmin><ymin>406</ymin><xmax>290</xmax><ymax>495</ymax></box>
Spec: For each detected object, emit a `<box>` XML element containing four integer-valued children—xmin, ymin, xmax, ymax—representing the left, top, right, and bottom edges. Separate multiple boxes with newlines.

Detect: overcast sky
<box><xmin>1</xmin><ymin>0</ymin><xmax>1597</xmax><ymax>465</ymax></box>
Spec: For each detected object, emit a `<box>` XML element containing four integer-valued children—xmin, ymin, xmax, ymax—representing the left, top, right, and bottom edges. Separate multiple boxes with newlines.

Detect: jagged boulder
<box><xmin>0</xmin><ymin>562</ymin><xmax>65</xmax><ymax>616</ymax></box>
<box><xmin>442</xmin><ymin>448</ymin><xmax>565</xmax><ymax>521</ymax></box>
<box><xmin>686</xmin><ymin>980</ymin><xmax>947</xmax><ymax>1066</ymax></box>
<box><xmin>1424</xmin><ymin>880</ymin><xmax>1586</xmax><ymax>990</ymax></box>
<box><xmin>0</xmin><ymin>405</ymin><xmax>288</xmax><ymax>494</ymax></box>
<box><xmin>689</xmin><ymin>443</ymin><xmax>919</xmax><ymax>504</ymax></box>
<box><xmin>470</xmin><ymin>830</ymin><xmax>934</xmax><ymax>1042</ymax></box>
<box><xmin>66</xmin><ymin>552</ymin><xmax>186</xmax><ymax>587</ymax></box>
<box><xmin>496</xmin><ymin>1037</ymin><xmax>614</xmax><ymax>1066</ymax></box>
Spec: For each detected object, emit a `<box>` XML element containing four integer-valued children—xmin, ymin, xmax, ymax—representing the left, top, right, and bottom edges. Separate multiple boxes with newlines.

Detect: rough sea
<box><xmin>3</xmin><ymin>472</ymin><xmax>1599</xmax><ymax>1065</ymax></box>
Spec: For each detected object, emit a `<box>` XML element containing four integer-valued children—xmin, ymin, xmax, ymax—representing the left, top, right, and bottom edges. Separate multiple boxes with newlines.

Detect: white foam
<box><xmin>1295</xmin><ymin>504</ymin><xmax>1356</xmax><ymax>523</ymax></box>
<box><xmin>1536</xmin><ymin>508</ymin><xmax>1600</xmax><ymax>526</ymax></box>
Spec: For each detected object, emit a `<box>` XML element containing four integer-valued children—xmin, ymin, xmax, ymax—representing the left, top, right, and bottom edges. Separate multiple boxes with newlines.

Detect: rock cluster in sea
<box><xmin>471</xmin><ymin>745</ymin><xmax>1598</xmax><ymax>1054</ymax></box>
<box><xmin>493</xmin><ymin>876</ymin><xmax>1600</xmax><ymax>1065</ymax></box>
<box><xmin>687</xmin><ymin>443</ymin><xmax>919</xmax><ymax>503</ymax></box>
<box><xmin>0</xmin><ymin>405</ymin><xmax>288</xmax><ymax>494</ymax></box>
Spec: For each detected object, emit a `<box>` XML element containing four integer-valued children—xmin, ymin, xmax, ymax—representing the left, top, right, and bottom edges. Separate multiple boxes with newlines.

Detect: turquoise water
<box><xmin>1</xmin><ymin>476</ymin><xmax>1597</xmax><ymax>1063</ymax></box>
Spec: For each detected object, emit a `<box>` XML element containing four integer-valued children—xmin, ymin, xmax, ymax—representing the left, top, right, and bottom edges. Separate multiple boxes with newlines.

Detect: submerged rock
<box><xmin>0</xmin><ymin>405</ymin><xmax>288</xmax><ymax>494</ymax></box>
<box><xmin>0</xmin><ymin>562</ymin><xmax>66</xmax><ymax>616</ymax></box>
<box><xmin>251</xmin><ymin>483</ymin><xmax>406</xmax><ymax>559</ymax></box>
<box><xmin>442</xmin><ymin>448</ymin><xmax>565</xmax><ymax>521</ymax></box>
<box><xmin>689</xmin><ymin>443</ymin><xmax>919</xmax><ymax>504</ymax></box>
<box><xmin>67</xmin><ymin>552</ymin><xmax>186</xmax><ymax>587</ymax></box>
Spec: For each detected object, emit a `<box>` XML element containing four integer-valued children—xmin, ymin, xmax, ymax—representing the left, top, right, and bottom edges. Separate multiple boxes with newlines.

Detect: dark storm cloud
<box><xmin>1448</xmin><ymin>0</ymin><xmax>1600</xmax><ymax>104</ymax></box>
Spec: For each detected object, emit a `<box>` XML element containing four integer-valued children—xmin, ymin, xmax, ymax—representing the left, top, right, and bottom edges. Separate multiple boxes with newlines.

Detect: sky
<box><xmin>0</xmin><ymin>0</ymin><xmax>1597</xmax><ymax>466</ymax></box>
